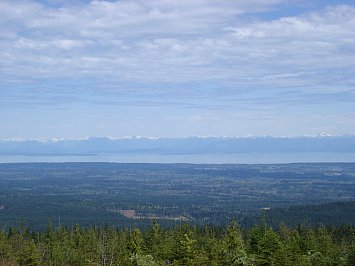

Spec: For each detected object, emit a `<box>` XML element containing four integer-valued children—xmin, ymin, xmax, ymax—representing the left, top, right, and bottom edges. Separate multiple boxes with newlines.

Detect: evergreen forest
<box><xmin>0</xmin><ymin>221</ymin><xmax>354</xmax><ymax>265</ymax></box>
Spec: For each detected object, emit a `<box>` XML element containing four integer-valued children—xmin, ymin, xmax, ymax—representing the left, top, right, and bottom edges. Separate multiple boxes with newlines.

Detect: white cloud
<box><xmin>0</xmin><ymin>1</ymin><xmax>354</xmax><ymax>100</ymax></box>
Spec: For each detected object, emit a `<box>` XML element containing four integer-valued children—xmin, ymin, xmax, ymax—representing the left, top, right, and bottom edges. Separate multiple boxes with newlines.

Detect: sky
<box><xmin>1</xmin><ymin>0</ymin><xmax>355</xmax><ymax>139</ymax></box>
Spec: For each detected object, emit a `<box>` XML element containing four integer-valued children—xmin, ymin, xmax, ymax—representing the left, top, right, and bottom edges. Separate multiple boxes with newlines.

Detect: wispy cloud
<box><xmin>0</xmin><ymin>1</ymin><xmax>354</xmax><ymax>137</ymax></box>
<box><xmin>1</xmin><ymin>1</ymin><xmax>353</xmax><ymax>82</ymax></box>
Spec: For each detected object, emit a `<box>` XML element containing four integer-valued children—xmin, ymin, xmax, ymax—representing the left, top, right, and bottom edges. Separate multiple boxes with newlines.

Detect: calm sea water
<box><xmin>0</xmin><ymin>152</ymin><xmax>354</xmax><ymax>164</ymax></box>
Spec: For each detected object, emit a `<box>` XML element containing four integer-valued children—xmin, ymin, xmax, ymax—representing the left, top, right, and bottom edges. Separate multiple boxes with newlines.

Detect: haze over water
<box><xmin>1</xmin><ymin>152</ymin><xmax>354</xmax><ymax>164</ymax></box>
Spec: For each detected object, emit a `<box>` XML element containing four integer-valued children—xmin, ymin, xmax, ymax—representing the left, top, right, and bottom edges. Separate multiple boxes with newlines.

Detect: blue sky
<box><xmin>0</xmin><ymin>0</ymin><xmax>355</xmax><ymax>139</ymax></box>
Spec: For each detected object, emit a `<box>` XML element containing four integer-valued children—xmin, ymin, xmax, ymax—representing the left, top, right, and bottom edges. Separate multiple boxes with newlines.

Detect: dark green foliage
<box><xmin>346</xmin><ymin>244</ymin><xmax>355</xmax><ymax>266</ymax></box>
<box><xmin>0</xmin><ymin>221</ymin><xmax>353</xmax><ymax>266</ymax></box>
<box><xmin>259</xmin><ymin>201</ymin><xmax>355</xmax><ymax>228</ymax></box>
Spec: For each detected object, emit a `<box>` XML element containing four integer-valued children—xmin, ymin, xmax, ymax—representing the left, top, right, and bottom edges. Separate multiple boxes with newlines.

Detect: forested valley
<box><xmin>1</xmin><ymin>163</ymin><xmax>355</xmax><ymax>230</ymax></box>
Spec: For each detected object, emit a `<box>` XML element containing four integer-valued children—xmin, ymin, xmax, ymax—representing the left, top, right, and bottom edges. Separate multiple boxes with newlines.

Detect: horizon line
<box><xmin>2</xmin><ymin>133</ymin><xmax>355</xmax><ymax>142</ymax></box>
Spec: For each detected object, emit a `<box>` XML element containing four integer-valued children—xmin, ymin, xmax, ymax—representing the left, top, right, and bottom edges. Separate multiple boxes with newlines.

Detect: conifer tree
<box><xmin>221</xmin><ymin>221</ymin><xmax>248</xmax><ymax>265</ymax></box>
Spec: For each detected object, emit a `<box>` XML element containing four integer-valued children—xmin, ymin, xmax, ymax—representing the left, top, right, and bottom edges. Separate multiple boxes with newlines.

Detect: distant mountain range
<box><xmin>1</xmin><ymin>136</ymin><xmax>355</xmax><ymax>155</ymax></box>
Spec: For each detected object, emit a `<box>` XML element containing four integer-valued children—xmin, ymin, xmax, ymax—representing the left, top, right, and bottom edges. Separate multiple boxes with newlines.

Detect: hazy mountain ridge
<box><xmin>1</xmin><ymin>136</ymin><xmax>355</xmax><ymax>155</ymax></box>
